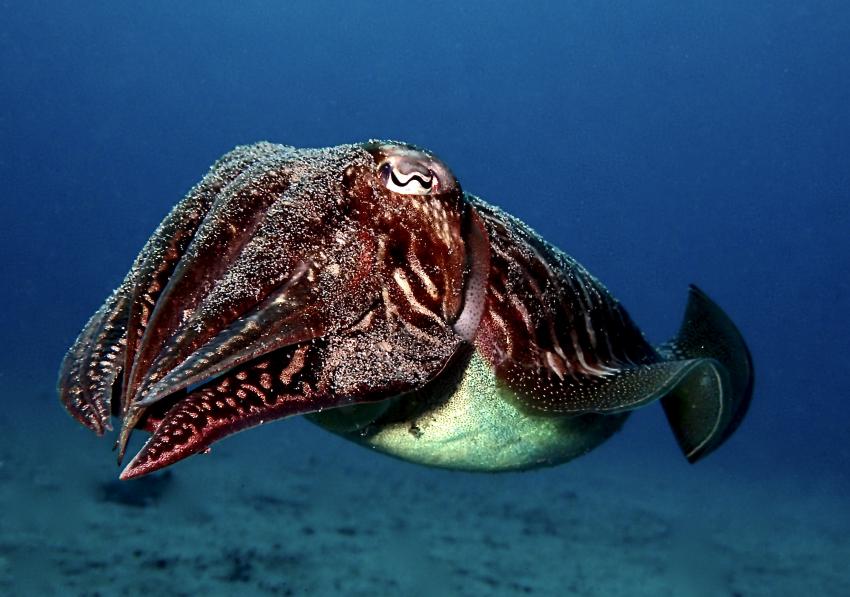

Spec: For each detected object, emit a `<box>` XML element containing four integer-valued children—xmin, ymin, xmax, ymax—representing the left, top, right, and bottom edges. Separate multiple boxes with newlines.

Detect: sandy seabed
<box><xmin>1</xmin><ymin>388</ymin><xmax>847</xmax><ymax>597</ymax></box>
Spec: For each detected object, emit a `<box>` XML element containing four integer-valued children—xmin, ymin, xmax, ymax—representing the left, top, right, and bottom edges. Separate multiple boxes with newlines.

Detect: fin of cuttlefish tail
<box><xmin>658</xmin><ymin>285</ymin><xmax>754</xmax><ymax>462</ymax></box>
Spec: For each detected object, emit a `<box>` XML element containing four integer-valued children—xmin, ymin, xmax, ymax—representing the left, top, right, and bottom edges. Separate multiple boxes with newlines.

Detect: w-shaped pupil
<box><xmin>391</xmin><ymin>168</ymin><xmax>432</xmax><ymax>189</ymax></box>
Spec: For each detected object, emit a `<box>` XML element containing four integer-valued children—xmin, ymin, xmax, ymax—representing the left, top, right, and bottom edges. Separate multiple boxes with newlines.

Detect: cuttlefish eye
<box><xmin>379</xmin><ymin>161</ymin><xmax>435</xmax><ymax>195</ymax></box>
<box><xmin>371</xmin><ymin>145</ymin><xmax>458</xmax><ymax>196</ymax></box>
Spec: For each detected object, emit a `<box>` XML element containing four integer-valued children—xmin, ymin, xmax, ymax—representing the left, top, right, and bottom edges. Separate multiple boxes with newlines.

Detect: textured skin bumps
<box><xmin>58</xmin><ymin>140</ymin><xmax>754</xmax><ymax>478</ymax></box>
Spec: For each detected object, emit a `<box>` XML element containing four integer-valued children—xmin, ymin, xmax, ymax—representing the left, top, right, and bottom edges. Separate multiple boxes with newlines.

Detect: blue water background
<box><xmin>1</xmin><ymin>0</ymin><xmax>847</xmax><ymax>521</ymax></box>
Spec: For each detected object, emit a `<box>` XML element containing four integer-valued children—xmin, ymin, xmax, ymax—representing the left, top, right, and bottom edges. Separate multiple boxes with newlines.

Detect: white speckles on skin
<box><xmin>488</xmin><ymin>310</ymin><xmax>511</xmax><ymax>356</ymax></box>
<box><xmin>348</xmin><ymin>309</ymin><xmax>376</xmax><ymax>333</ymax></box>
<box><xmin>259</xmin><ymin>373</ymin><xmax>273</xmax><ymax>390</ymax></box>
<box><xmin>381</xmin><ymin>286</ymin><xmax>396</xmax><ymax>322</ymax></box>
<box><xmin>406</xmin><ymin>252</ymin><xmax>439</xmax><ymax>300</ymax></box>
<box><xmin>546</xmin><ymin>351</ymin><xmax>568</xmax><ymax>380</ymax></box>
<box><xmin>508</xmin><ymin>290</ymin><xmax>535</xmax><ymax>336</ymax></box>
<box><xmin>397</xmin><ymin>315</ymin><xmax>443</xmax><ymax>345</ymax></box>
<box><xmin>279</xmin><ymin>345</ymin><xmax>309</xmax><ymax>385</ymax></box>
<box><xmin>392</xmin><ymin>268</ymin><xmax>442</xmax><ymax>324</ymax></box>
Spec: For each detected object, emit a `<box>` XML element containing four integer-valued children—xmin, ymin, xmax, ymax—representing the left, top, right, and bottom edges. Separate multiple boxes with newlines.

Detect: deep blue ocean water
<box><xmin>1</xmin><ymin>1</ymin><xmax>848</xmax><ymax>595</ymax></box>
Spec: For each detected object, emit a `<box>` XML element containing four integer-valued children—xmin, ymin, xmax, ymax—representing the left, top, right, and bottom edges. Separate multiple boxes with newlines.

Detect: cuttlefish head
<box><xmin>58</xmin><ymin>140</ymin><xmax>490</xmax><ymax>478</ymax></box>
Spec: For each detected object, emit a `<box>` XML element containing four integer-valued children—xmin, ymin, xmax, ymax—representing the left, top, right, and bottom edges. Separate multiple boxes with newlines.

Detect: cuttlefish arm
<box><xmin>60</xmin><ymin>141</ymin><xmax>490</xmax><ymax>478</ymax></box>
<box><xmin>58</xmin><ymin>143</ymin><xmax>281</xmax><ymax>435</ymax></box>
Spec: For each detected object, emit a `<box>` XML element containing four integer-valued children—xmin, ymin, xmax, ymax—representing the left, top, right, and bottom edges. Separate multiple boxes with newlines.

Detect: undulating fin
<box><xmin>467</xmin><ymin>195</ymin><xmax>661</xmax><ymax>409</ymax></box>
<box><xmin>58</xmin><ymin>143</ymin><xmax>280</xmax><ymax>438</ymax></box>
<box><xmin>659</xmin><ymin>285</ymin><xmax>754</xmax><ymax>463</ymax></box>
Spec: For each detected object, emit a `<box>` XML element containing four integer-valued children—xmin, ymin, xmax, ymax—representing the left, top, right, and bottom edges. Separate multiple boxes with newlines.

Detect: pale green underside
<box><xmin>307</xmin><ymin>351</ymin><xmax>629</xmax><ymax>472</ymax></box>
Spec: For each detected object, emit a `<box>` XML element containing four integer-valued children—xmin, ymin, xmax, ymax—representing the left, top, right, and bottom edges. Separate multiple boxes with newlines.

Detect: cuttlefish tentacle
<box><xmin>58</xmin><ymin>143</ymin><xmax>279</xmax><ymax>434</ymax></box>
<box><xmin>120</xmin><ymin>150</ymin><xmax>299</xmax><ymax>453</ymax></box>
<box><xmin>120</xmin><ymin>143</ymin><xmax>287</xmax><ymax>417</ymax></box>
<box><xmin>122</xmin><ymin>279</ymin><xmax>470</xmax><ymax>478</ymax></box>
<box><xmin>57</xmin><ymin>288</ymin><xmax>130</xmax><ymax>434</ymax></box>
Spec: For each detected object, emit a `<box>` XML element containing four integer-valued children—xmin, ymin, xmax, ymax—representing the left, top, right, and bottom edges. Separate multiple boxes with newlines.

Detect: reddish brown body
<box><xmin>58</xmin><ymin>141</ymin><xmax>753</xmax><ymax>479</ymax></box>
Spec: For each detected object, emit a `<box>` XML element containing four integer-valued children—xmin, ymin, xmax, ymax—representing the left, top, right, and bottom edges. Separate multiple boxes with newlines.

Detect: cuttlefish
<box><xmin>58</xmin><ymin>141</ymin><xmax>754</xmax><ymax>479</ymax></box>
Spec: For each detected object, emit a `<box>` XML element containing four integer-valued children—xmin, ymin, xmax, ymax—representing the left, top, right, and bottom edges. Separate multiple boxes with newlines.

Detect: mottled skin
<box><xmin>58</xmin><ymin>141</ymin><xmax>754</xmax><ymax>479</ymax></box>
